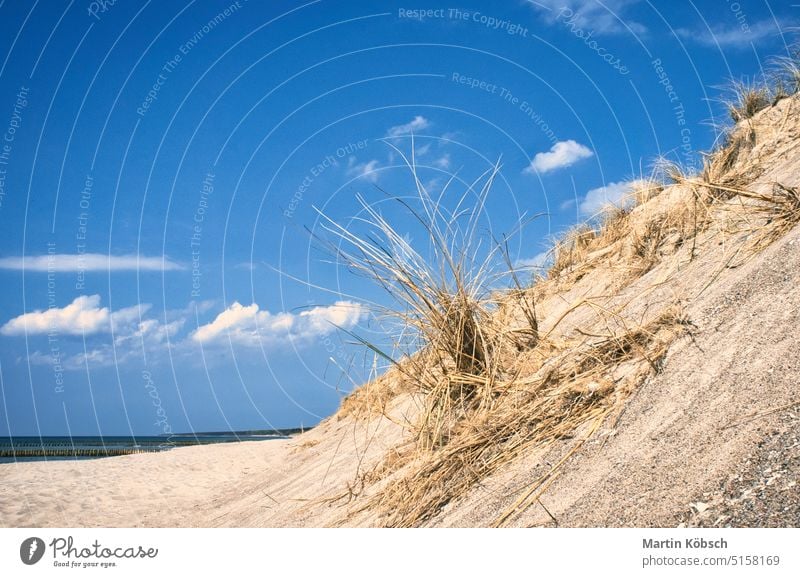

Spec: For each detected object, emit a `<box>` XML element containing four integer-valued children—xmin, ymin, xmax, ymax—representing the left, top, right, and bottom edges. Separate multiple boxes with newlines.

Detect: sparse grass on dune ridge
<box><xmin>725</xmin><ymin>79</ymin><xmax>772</xmax><ymax>123</ymax></box>
<box><xmin>317</xmin><ymin>66</ymin><xmax>800</xmax><ymax>527</ymax></box>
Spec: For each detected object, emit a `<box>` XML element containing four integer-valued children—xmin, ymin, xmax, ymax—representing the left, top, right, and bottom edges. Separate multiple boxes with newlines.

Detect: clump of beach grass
<box><xmin>362</xmin><ymin>307</ymin><xmax>689</xmax><ymax>527</ymax></box>
<box><xmin>548</xmin><ymin>224</ymin><xmax>597</xmax><ymax>280</ymax></box>
<box><xmin>703</xmin><ymin>53</ymin><xmax>800</xmax><ymax>188</ymax></box>
<box><xmin>724</xmin><ymin>79</ymin><xmax>772</xmax><ymax>123</ymax></box>
<box><xmin>771</xmin><ymin>51</ymin><xmax>800</xmax><ymax>99</ymax></box>
<box><xmin>545</xmin><ymin>177</ymin><xmax>668</xmax><ymax>285</ymax></box>
<box><xmin>317</xmin><ymin>145</ymin><xmax>537</xmax><ymax>449</ymax></box>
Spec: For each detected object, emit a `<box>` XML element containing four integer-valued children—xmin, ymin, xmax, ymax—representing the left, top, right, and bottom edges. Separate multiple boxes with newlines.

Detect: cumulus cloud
<box><xmin>529</xmin><ymin>0</ymin><xmax>646</xmax><ymax>35</ymax></box>
<box><xmin>192</xmin><ymin>300</ymin><xmax>366</xmax><ymax>347</ymax></box>
<box><xmin>0</xmin><ymin>295</ymin><xmax>111</xmax><ymax>336</ymax></box>
<box><xmin>524</xmin><ymin>140</ymin><xmax>593</xmax><ymax>174</ymax></box>
<box><xmin>111</xmin><ymin>305</ymin><xmax>186</xmax><ymax>347</ymax></box>
<box><xmin>387</xmin><ymin>115</ymin><xmax>430</xmax><ymax>138</ymax></box>
<box><xmin>676</xmin><ymin>19</ymin><xmax>789</xmax><ymax>49</ymax></box>
<box><xmin>0</xmin><ymin>253</ymin><xmax>185</xmax><ymax>272</ymax></box>
<box><xmin>28</xmin><ymin>348</ymin><xmax>114</xmax><ymax>371</ymax></box>
<box><xmin>346</xmin><ymin>158</ymin><xmax>381</xmax><ymax>182</ymax></box>
<box><xmin>579</xmin><ymin>180</ymin><xmax>639</xmax><ymax>216</ymax></box>
<box><xmin>5</xmin><ymin>295</ymin><xmax>367</xmax><ymax>368</ymax></box>
<box><xmin>0</xmin><ymin>297</ymin><xmax>168</xmax><ymax>338</ymax></box>
<box><xmin>110</xmin><ymin>303</ymin><xmax>150</xmax><ymax>331</ymax></box>
<box><xmin>2</xmin><ymin>295</ymin><xmax>190</xmax><ymax>370</ymax></box>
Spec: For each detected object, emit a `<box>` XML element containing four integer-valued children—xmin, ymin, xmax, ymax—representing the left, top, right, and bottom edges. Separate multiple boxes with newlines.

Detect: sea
<box><xmin>0</xmin><ymin>429</ymin><xmax>303</xmax><ymax>464</ymax></box>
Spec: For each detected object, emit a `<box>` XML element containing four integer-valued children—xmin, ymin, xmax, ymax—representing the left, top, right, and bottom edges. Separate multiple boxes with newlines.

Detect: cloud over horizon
<box><xmin>525</xmin><ymin>140</ymin><xmax>594</xmax><ymax>174</ymax></box>
<box><xmin>0</xmin><ymin>295</ymin><xmax>169</xmax><ymax>339</ymax></box>
<box><xmin>2</xmin><ymin>294</ymin><xmax>366</xmax><ymax>369</ymax></box>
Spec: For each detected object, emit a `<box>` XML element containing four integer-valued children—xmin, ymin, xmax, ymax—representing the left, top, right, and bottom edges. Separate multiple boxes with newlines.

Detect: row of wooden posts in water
<box><xmin>0</xmin><ymin>447</ymin><xmax>166</xmax><ymax>458</ymax></box>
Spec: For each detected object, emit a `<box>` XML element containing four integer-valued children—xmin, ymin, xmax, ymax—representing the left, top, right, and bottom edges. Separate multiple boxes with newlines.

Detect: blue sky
<box><xmin>0</xmin><ymin>0</ymin><xmax>795</xmax><ymax>435</ymax></box>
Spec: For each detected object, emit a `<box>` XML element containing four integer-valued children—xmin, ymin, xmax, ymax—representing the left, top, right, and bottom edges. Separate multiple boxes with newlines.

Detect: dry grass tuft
<box><xmin>338</xmin><ymin>370</ymin><xmax>401</xmax><ymax>420</ymax></box>
<box><xmin>772</xmin><ymin>54</ymin><xmax>800</xmax><ymax>99</ymax></box>
<box><xmin>725</xmin><ymin>80</ymin><xmax>772</xmax><ymax>123</ymax></box>
<box><xmin>626</xmin><ymin>218</ymin><xmax>666</xmax><ymax>275</ymax></box>
<box><xmin>699</xmin><ymin>180</ymin><xmax>800</xmax><ymax>252</ymax></box>
<box><xmin>630</xmin><ymin>180</ymin><xmax>665</xmax><ymax>205</ymax></box>
<box><xmin>317</xmin><ymin>147</ymin><xmax>537</xmax><ymax>449</ymax></box>
<box><xmin>656</xmin><ymin>157</ymin><xmax>691</xmax><ymax>185</ymax></box>
<box><xmin>701</xmin><ymin>127</ymin><xmax>757</xmax><ymax>189</ymax></box>
<box><xmin>703</xmin><ymin>56</ymin><xmax>800</xmax><ymax>188</ymax></box>
<box><xmin>548</xmin><ymin>225</ymin><xmax>597</xmax><ymax>279</ymax></box>
<box><xmin>360</xmin><ymin>307</ymin><xmax>689</xmax><ymax>527</ymax></box>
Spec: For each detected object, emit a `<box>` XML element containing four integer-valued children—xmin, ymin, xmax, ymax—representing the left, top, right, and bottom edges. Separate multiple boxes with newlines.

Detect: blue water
<box><xmin>0</xmin><ymin>431</ymin><xmax>298</xmax><ymax>464</ymax></box>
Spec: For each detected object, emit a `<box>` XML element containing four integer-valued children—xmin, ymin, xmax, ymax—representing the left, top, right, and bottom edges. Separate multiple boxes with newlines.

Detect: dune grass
<box><xmin>317</xmin><ymin>63</ymin><xmax>800</xmax><ymax>526</ymax></box>
<box><xmin>318</xmin><ymin>145</ymin><xmax>538</xmax><ymax>449</ymax></box>
<box><xmin>725</xmin><ymin>80</ymin><xmax>772</xmax><ymax>123</ymax></box>
<box><xmin>317</xmin><ymin>150</ymin><xmax>697</xmax><ymax>526</ymax></box>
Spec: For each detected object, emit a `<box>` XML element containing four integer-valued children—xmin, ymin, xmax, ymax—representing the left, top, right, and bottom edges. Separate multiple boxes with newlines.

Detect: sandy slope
<box><xmin>0</xmin><ymin>410</ymin><xmax>405</xmax><ymax>527</ymax></box>
<box><xmin>2</xmin><ymin>96</ymin><xmax>799</xmax><ymax>528</ymax></box>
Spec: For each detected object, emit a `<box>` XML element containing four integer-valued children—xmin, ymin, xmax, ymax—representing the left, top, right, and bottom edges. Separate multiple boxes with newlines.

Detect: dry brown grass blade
<box><xmin>721</xmin><ymin>400</ymin><xmax>800</xmax><ymax>430</ymax></box>
<box><xmin>492</xmin><ymin>413</ymin><xmax>605</xmax><ymax>527</ymax></box>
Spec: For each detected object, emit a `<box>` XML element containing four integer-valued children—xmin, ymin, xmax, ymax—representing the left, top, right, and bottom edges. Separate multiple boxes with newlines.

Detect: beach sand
<box><xmin>0</xmin><ymin>404</ymin><xmax>408</xmax><ymax>527</ymax></box>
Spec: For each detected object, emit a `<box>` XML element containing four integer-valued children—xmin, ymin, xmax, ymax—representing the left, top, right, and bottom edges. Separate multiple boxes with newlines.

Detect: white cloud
<box><xmin>110</xmin><ymin>303</ymin><xmax>150</xmax><ymax>331</ymax></box>
<box><xmin>579</xmin><ymin>180</ymin><xmax>640</xmax><ymax>216</ymax></box>
<box><xmin>560</xmin><ymin>198</ymin><xmax>577</xmax><ymax>211</ymax></box>
<box><xmin>29</xmin><ymin>348</ymin><xmax>114</xmax><ymax>371</ymax></box>
<box><xmin>433</xmin><ymin>154</ymin><xmax>451</xmax><ymax>169</ymax></box>
<box><xmin>346</xmin><ymin>158</ymin><xmax>381</xmax><ymax>183</ymax></box>
<box><xmin>386</xmin><ymin>115</ymin><xmax>430</xmax><ymax>138</ymax></box>
<box><xmin>524</xmin><ymin>140</ymin><xmax>593</xmax><ymax>174</ymax></box>
<box><xmin>2</xmin><ymin>295</ymin><xmax>188</xmax><ymax>370</ymax></box>
<box><xmin>676</xmin><ymin>19</ymin><xmax>789</xmax><ymax>49</ymax></box>
<box><xmin>6</xmin><ymin>295</ymin><xmax>367</xmax><ymax>368</ymax></box>
<box><xmin>235</xmin><ymin>262</ymin><xmax>259</xmax><ymax>271</ymax></box>
<box><xmin>113</xmin><ymin>315</ymin><xmax>185</xmax><ymax>349</ymax></box>
<box><xmin>529</xmin><ymin>0</ymin><xmax>646</xmax><ymax>35</ymax></box>
<box><xmin>0</xmin><ymin>253</ymin><xmax>184</xmax><ymax>272</ymax></box>
<box><xmin>192</xmin><ymin>300</ymin><xmax>366</xmax><ymax>347</ymax></box>
<box><xmin>516</xmin><ymin>250</ymin><xmax>551</xmax><ymax>270</ymax></box>
<box><xmin>1</xmin><ymin>295</ymin><xmax>111</xmax><ymax>336</ymax></box>
<box><xmin>423</xmin><ymin>178</ymin><xmax>442</xmax><ymax>193</ymax></box>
